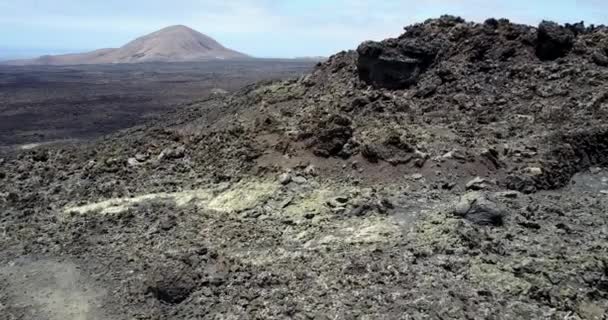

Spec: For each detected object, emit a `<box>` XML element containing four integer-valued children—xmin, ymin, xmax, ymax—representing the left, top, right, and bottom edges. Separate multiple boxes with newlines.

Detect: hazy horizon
<box><xmin>2</xmin><ymin>0</ymin><xmax>607</xmax><ymax>59</ymax></box>
<box><xmin>0</xmin><ymin>47</ymin><xmax>85</xmax><ymax>60</ymax></box>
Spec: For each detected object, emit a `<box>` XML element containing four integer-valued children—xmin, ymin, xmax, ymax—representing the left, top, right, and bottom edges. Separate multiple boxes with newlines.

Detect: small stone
<box><xmin>304</xmin><ymin>212</ymin><xmax>316</xmax><ymax>219</ymax></box>
<box><xmin>518</xmin><ymin>220</ymin><xmax>541</xmax><ymax>230</ymax></box>
<box><xmin>159</xmin><ymin>216</ymin><xmax>177</xmax><ymax>231</ymax></box>
<box><xmin>442</xmin><ymin>182</ymin><xmax>456</xmax><ymax>190</ymax></box>
<box><xmin>527</xmin><ymin>167</ymin><xmax>543</xmax><ymax>176</ymax></box>
<box><xmin>600</xmin><ymin>190</ymin><xmax>608</xmax><ymax>195</ymax></box>
<box><xmin>173</xmin><ymin>146</ymin><xmax>186</xmax><ymax>158</ymax></box>
<box><xmin>361</xmin><ymin>144</ymin><xmax>380</xmax><ymax>163</ymax></box>
<box><xmin>414</xmin><ymin>158</ymin><xmax>427</xmax><ymax>168</ymax></box>
<box><xmin>278</xmin><ymin>195</ymin><xmax>294</xmax><ymax>208</ymax></box>
<box><xmin>442</xmin><ymin>149</ymin><xmax>467</xmax><ymax>161</ymax></box>
<box><xmin>331</xmin><ymin>207</ymin><xmax>347</xmax><ymax>215</ymax></box>
<box><xmin>379</xmin><ymin>198</ymin><xmax>394</xmax><ymax>210</ymax></box>
<box><xmin>127</xmin><ymin>158</ymin><xmax>140</xmax><ymax>167</ymax></box>
<box><xmin>135</xmin><ymin>153</ymin><xmax>149</xmax><ymax>162</ymax></box>
<box><xmin>480</xmin><ymin>148</ymin><xmax>501</xmax><ymax>168</ymax></box>
<box><xmin>159</xmin><ymin>146</ymin><xmax>186</xmax><ymax>160</ymax></box>
<box><xmin>466</xmin><ymin>177</ymin><xmax>490</xmax><ymax>190</ymax></box>
<box><xmin>411</xmin><ymin>174</ymin><xmax>424</xmax><ymax>180</ymax></box>
<box><xmin>292</xmin><ymin>176</ymin><xmax>308</xmax><ymax>184</ymax></box>
<box><xmin>304</xmin><ymin>165</ymin><xmax>318</xmax><ymax>176</ymax></box>
<box><xmin>495</xmin><ymin>190</ymin><xmax>520</xmax><ymax>199</ymax></box>
<box><xmin>327</xmin><ymin>196</ymin><xmax>349</xmax><ymax>208</ymax></box>
<box><xmin>351</xmin><ymin>96</ymin><xmax>371</xmax><ymax>109</ymax></box>
<box><xmin>349</xmin><ymin>204</ymin><xmax>372</xmax><ymax>217</ymax></box>
<box><xmin>415</xmin><ymin>150</ymin><xmax>429</xmax><ymax>160</ymax></box>
<box><xmin>590</xmin><ymin>167</ymin><xmax>602</xmax><ymax>174</ymax></box>
<box><xmin>452</xmin><ymin>192</ymin><xmax>506</xmax><ymax>226</ymax></box>
<box><xmin>441</xmin><ymin>151</ymin><xmax>454</xmax><ymax>159</ymax></box>
<box><xmin>105</xmin><ymin>157</ymin><xmax>119</xmax><ymax>166</ymax></box>
<box><xmin>279</xmin><ymin>173</ymin><xmax>292</xmax><ymax>185</ymax></box>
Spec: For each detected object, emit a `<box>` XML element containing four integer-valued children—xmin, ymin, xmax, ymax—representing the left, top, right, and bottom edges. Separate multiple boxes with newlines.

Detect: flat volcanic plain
<box><xmin>0</xmin><ymin>60</ymin><xmax>314</xmax><ymax>148</ymax></box>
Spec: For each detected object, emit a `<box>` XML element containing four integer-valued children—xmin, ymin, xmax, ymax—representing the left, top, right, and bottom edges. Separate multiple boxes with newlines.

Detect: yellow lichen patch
<box><xmin>172</xmin><ymin>189</ymin><xmax>217</xmax><ymax>207</ymax></box>
<box><xmin>351</xmin><ymin>221</ymin><xmax>401</xmax><ymax>243</ymax></box>
<box><xmin>207</xmin><ymin>180</ymin><xmax>278</xmax><ymax>212</ymax></box>
<box><xmin>282</xmin><ymin>188</ymin><xmax>334</xmax><ymax>217</ymax></box>
<box><xmin>64</xmin><ymin>189</ymin><xmax>216</xmax><ymax>215</ymax></box>
<box><xmin>411</xmin><ymin>213</ymin><xmax>462</xmax><ymax>252</ymax></box>
<box><xmin>307</xmin><ymin>217</ymin><xmax>401</xmax><ymax>247</ymax></box>
<box><xmin>64</xmin><ymin>180</ymin><xmax>278</xmax><ymax>215</ymax></box>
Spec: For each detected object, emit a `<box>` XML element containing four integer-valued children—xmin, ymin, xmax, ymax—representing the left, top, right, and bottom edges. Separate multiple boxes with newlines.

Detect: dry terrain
<box><xmin>1</xmin><ymin>17</ymin><xmax>608</xmax><ymax>319</ymax></box>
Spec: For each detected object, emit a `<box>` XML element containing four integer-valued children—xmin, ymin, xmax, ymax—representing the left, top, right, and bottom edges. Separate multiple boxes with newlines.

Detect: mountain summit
<box><xmin>4</xmin><ymin>25</ymin><xmax>249</xmax><ymax>65</ymax></box>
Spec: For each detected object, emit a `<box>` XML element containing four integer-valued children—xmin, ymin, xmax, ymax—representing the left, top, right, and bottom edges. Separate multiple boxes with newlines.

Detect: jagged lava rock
<box><xmin>357</xmin><ymin>39</ymin><xmax>437</xmax><ymax>89</ymax></box>
<box><xmin>535</xmin><ymin>21</ymin><xmax>574</xmax><ymax>60</ymax></box>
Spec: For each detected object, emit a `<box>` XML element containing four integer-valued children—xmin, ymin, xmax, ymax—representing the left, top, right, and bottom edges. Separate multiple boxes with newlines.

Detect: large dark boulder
<box><xmin>357</xmin><ymin>40</ymin><xmax>436</xmax><ymax>89</ymax></box>
<box><xmin>535</xmin><ymin>21</ymin><xmax>574</xmax><ymax>61</ymax></box>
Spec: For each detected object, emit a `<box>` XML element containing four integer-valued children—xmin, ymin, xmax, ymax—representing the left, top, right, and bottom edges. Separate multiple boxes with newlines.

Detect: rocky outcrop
<box><xmin>535</xmin><ymin>21</ymin><xmax>574</xmax><ymax>60</ymax></box>
<box><xmin>357</xmin><ymin>39</ymin><xmax>437</xmax><ymax>89</ymax></box>
<box><xmin>311</xmin><ymin>114</ymin><xmax>354</xmax><ymax>157</ymax></box>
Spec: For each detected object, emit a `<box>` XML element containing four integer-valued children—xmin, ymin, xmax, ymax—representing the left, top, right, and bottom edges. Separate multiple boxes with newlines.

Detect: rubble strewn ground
<box><xmin>1</xmin><ymin>16</ymin><xmax>608</xmax><ymax>319</ymax></box>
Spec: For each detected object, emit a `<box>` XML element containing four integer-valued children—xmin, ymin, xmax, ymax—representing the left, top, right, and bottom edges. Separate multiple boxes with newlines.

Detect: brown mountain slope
<box><xmin>4</xmin><ymin>25</ymin><xmax>249</xmax><ymax>65</ymax></box>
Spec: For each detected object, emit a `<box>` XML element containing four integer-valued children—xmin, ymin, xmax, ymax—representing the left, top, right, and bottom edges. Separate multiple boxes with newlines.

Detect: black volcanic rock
<box><xmin>356</xmin><ymin>39</ymin><xmax>437</xmax><ymax>89</ymax></box>
<box><xmin>535</xmin><ymin>20</ymin><xmax>574</xmax><ymax>60</ymax></box>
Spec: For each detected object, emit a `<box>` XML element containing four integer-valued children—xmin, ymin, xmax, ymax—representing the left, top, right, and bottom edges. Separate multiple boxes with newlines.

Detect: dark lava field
<box><xmin>0</xmin><ymin>60</ymin><xmax>314</xmax><ymax>148</ymax></box>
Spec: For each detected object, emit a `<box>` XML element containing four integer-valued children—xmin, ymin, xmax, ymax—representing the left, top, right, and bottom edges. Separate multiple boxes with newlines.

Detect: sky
<box><xmin>1</xmin><ymin>0</ymin><xmax>607</xmax><ymax>59</ymax></box>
